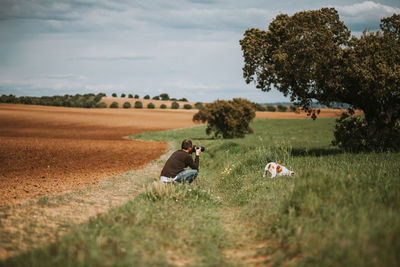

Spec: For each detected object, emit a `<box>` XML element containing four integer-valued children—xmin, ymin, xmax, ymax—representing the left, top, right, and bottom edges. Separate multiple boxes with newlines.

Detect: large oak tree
<box><xmin>240</xmin><ymin>8</ymin><xmax>400</xmax><ymax>150</ymax></box>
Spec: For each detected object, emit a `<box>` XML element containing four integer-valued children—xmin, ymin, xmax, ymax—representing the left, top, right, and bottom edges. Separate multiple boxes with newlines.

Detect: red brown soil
<box><xmin>0</xmin><ymin>104</ymin><xmax>198</xmax><ymax>207</ymax></box>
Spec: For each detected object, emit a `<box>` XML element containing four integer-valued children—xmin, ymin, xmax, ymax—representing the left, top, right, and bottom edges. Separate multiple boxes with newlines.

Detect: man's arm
<box><xmin>186</xmin><ymin>149</ymin><xmax>200</xmax><ymax>170</ymax></box>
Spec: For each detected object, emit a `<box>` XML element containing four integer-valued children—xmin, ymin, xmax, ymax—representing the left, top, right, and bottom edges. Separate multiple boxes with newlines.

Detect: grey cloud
<box><xmin>0</xmin><ymin>0</ymin><xmax>126</xmax><ymax>21</ymax></box>
<box><xmin>0</xmin><ymin>0</ymin><xmax>275</xmax><ymax>34</ymax></box>
<box><xmin>68</xmin><ymin>56</ymin><xmax>154</xmax><ymax>61</ymax></box>
<box><xmin>334</xmin><ymin>1</ymin><xmax>400</xmax><ymax>31</ymax></box>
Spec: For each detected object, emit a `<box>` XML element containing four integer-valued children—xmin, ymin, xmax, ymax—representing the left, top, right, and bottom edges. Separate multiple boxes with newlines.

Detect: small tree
<box><xmin>195</xmin><ymin>102</ymin><xmax>203</xmax><ymax>109</ymax></box>
<box><xmin>110</xmin><ymin>102</ymin><xmax>119</xmax><ymax>108</ymax></box>
<box><xmin>277</xmin><ymin>104</ymin><xmax>288</xmax><ymax>112</ymax></box>
<box><xmin>112</xmin><ymin>93</ymin><xmax>117</xmax><ymax>97</ymax></box>
<box><xmin>147</xmin><ymin>102</ymin><xmax>155</xmax><ymax>109</ymax></box>
<box><xmin>134</xmin><ymin>101</ymin><xmax>143</xmax><ymax>109</ymax></box>
<box><xmin>152</xmin><ymin>96</ymin><xmax>160</xmax><ymax>100</ymax></box>
<box><xmin>193</xmin><ymin>98</ymin><xmax>256</xmax><ymax>139</ymax></box>
<box><xmin>160</xmin><ymin>104</ymin><xmax>167</xmax><ymax>109</ymax></box>
<box><xmin>171</xmin><ymin>101</ymin><xmax>179</xmax><ymax>109</ymax></box>
<box><xmin>183</xmin><ymin>104</ymin><xmax>192</xmax><ymax>109</ymax></box>
<box><xmin>160</xmin><ymin>93</ymin><xmax>169</xmax><ymax>100</ymax></box>
<box><xmin>267</xmin><ymin>106</ymin><xmax>276</xmax><ymax>112</ymax></box>
<box><xmin>144</xmin><ymin>95</ymin><xmax>150</xmax><ymax>99</ymax></box>
<box><xmin>179</xmin><ymin>98</ymin><xmax>188</xmax><ymax>102</ymax></box>
<box><xmin>128</xmin><ymin>94</ymin><xmax>133</xmax><ymax>98</ymax></box>
<box><xmin>290</xmin><ymin>105</ymin><xmax>297</xmax><ymax>112</ymax></box>
<box><xmin>134</xmin><ymin>94</ymin><xmax>139</xmax><ymax>99</ymax></box>
<box><xmin>121</xmin><ymin>93</ymin><xmax>126</xmax><ymax>98</ymax></box>
<box><xmin>96</xmin><ymin>102</ymin><xmax>107</xmax><ymax>108</ymax></box>
<box><xmin>123</xmin><ymin>101</ymin><xmax>131</xmax><ymax>108</ymax></box>
<box><xmin>254</xmin><ymin>103</ymin><xmax>266</xmax><ymax>111</ymax></box>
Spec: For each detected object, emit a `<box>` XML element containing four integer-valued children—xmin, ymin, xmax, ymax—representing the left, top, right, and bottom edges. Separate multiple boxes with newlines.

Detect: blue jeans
<box><xmin>174</xmin><ymin>169</ymin><xmax>198</xmax><ymax>184</ymax></box>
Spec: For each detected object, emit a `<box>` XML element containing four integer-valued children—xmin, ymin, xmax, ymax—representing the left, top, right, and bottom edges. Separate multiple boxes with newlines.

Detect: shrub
<box><xmin>193</xmin><ymin>98</ymin><xmax>256</xmax><ymax>138</ymax></box>
<box><xmin>332</xmin><ymin>113</ymin><xmax>400</xmax><ymax>152</ymax></box>
<box><xmin>183</xmin><ymin>104</ymin><xmax>192</xmax><ymax>109</ymax></box>
<box><xmin>332</xmin><ymin>114</ymin><xmax>369</xmax><ymax>152</ymax></box>
<box><xmin>109</xmin><ymin>102</ymin><xmax>119</xmax><ymax>108</ymax></box>
<box><xmin>277</xmin><ymin>104</ymin><xmax>287</xmax><ymax>112</ymax></box>
<box><xmin>160</xmin><ymin>104</ymin><xmax>167</xmax><ymax>109</ymax></box>
<box><xmin>290</xmin><ymin>105</ymin><xmax>297</xmax><ymax>112</ymax></box>
<box><xmin>152</xmin><ymin>96</ymin><xmax>160</xmax><ymax>100</ymax></box>
<box><xmin>112</xmin><ymin>93</ymin><xmax>117</xmax><ymax>97</ymax></box>
<box><xmin>179</xmin><ymin>98</ymin><xmax>188</xmax><ymax>102</ymax></box>
<box><xmin>195</xmin><ymin>102</ymin><xmax>203</xmax><ymax>109</ymax></box>
<box><xmin>147</xmin><ymin>102</ymin><xmax>155</xmax><ymax>109</ymax></box>
<box><xmin>134</xmin><ymin>94</ymin><xmax>139</xmax><ymax>99</ymax></box>
<box><xmin>123</xmin><ymin>101</ymin><xmax>131</xmax><ymax>108</ymax></box>
<box><xmin>95</xmin><ymin>102</ymin><xmax>107</xmax><ymax>108</ymax></box>
<box><xmin>144</xmin><ymin>95</ymin><xmax>150</xmax><ymax>99</ymax></box>
<box><xmin>267</xmin><ymin>105</ymin><xmax>276</xmax><ymax>112</ymax></box>
<box><xmin>254</xmin><ymin>103</ymin><xmax>266</xmax><ymax>111</ymax></box>
<box><xmin>128</xmin><ymin>94</ymin><xmax>133</xmax><ymax>98</ymax></box>
<box><xmin>121</xmin><ymin>93</ymin><xmax>126</xmax><ymax>98</ymax></box>
<box><xmin>171</xmin><ymin>101</ymin><xmax>179</xmax><ymax>109</ymax></box>
<box><xmin>134</xmin><ymin>101</ymin><xmax>143</xmax><ymax>109</ymax></box>
<box><xmin>159</xmin><ymin>93</ymin><xmax>169</xmax><ymax>100</ymax></box>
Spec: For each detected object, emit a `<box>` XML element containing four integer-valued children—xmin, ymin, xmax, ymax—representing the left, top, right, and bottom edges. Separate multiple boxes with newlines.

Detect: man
<box><xmin>160</xmin><ymin>139</ymin><xmax>201</xmax><ymax>184</ymax></box>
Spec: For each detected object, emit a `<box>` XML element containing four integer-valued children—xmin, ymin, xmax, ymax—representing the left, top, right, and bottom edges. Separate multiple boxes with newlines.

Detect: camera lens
<box><xmin>194</xmin><ymin>146</ymin><xmax>205</xmax><ymax>152</ymax></box>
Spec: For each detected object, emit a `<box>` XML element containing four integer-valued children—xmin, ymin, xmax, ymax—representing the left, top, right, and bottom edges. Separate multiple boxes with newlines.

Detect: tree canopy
<box><xmin>193</xmin><ymin>98</ymin><xmax>255</xmax><ymax>139</ymax></box>
<box><xmin>240</xmin><ymin>8</ymin><xmax>400</xmax><ymax>150</ymax></box>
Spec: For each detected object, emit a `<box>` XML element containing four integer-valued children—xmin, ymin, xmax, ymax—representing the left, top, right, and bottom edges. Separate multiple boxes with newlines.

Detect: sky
<box><xmin>0</xmin><ymin>0</ymin><xmax>399</xmax><ymax>103</ymax></box>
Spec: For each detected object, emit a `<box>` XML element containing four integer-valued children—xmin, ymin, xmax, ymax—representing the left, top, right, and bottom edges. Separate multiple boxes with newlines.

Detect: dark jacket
<box><xmin>160</xmin><ymin>150</ymin><xmax>199</xmax><ymax>178</ymax></box>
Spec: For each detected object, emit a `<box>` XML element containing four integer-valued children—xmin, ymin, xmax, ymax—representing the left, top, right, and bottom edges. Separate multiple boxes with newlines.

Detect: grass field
<box><xmin>2</xmin><ymin>118</ymin><xmax>399</xmax><ymax>266</ymax></box>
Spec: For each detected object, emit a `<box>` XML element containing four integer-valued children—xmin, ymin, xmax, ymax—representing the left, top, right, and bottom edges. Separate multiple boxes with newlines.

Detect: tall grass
<box><xmin>2</xmin><ymin>118</ymin><xmax>399</xmax><ymax>266</ymax></box>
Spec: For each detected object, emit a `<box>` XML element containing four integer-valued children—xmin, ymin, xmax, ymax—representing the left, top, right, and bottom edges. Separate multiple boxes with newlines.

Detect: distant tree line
<box><xmin>111</xmin><ymin>92</ymin><xmax>189</xmax><ymax>102</ymax></box>
<box><xmin>0</xmin><ymin>93</ymin><xmax>106</xmax><ymax>108</ymax></box>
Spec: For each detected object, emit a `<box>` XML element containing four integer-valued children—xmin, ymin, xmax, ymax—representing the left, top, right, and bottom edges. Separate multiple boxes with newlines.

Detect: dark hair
<box><xmin>181</xmin><ymin>139</ymin><xmax>192</xmax><ymax>150</ymax></box>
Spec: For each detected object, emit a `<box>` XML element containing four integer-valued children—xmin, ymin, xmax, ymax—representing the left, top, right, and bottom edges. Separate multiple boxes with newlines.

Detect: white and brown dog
<box><xmin>263</xmin><ymin>162</ymin><xmax>295</xmax><ymax>178</ymax></box>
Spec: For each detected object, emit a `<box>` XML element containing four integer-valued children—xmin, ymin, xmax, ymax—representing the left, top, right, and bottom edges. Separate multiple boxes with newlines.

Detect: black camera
<box><xmin>192</xmin><ymin>145</ymin><xmax>205</xmax><ymax>152</ymax></box>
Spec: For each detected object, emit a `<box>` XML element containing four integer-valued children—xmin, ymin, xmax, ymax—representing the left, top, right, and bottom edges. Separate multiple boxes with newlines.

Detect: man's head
<box><xmin>181</xmin><ymin>139</ymin><xmax>193</xmax><ymax>152</ymax></box>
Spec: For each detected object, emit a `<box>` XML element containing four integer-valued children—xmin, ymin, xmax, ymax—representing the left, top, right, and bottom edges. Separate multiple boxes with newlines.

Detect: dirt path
<box><xmin>0</xmin><ymin>146</ymin><xmax>175</xmax><ymax>260</ymax></box>
<box><xmin>221</xmin><ymin>207</ymin><xmax>272</xmax><ymax>266</ymax></box>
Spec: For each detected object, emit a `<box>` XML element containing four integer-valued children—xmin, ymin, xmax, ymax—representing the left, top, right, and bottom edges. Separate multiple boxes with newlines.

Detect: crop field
<box><xmin>1</xmin><ymin>104</ymin><xmax>398</xmax><ymax>266</ymax></box>
<box><xmin>0</xmin><ymin>104</ymin><xmax>201</xmax><ymax>207</ymax></box>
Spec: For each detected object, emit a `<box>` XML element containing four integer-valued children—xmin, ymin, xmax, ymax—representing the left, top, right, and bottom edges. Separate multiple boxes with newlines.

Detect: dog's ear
<box><xmin>291</xmin><ymin>172</ymin><xmax>295</xmax><ymax>177</ymax></box>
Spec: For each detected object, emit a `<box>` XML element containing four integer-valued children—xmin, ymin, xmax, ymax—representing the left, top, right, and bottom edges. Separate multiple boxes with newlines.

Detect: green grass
<box><xmin>2</xmin><ymin>118</ymin><xmax>399</xmax><ymax>266</ymax></box>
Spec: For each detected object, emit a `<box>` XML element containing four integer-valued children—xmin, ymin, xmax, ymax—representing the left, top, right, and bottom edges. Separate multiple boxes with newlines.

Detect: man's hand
<box><xmin>195</xmin><ymin>146</ymin><xmax>202</xmax><ymax>156</ymax></box>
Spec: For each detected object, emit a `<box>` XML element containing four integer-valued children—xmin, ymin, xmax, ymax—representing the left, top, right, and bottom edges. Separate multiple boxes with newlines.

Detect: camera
<box><xmin>192</xmin><ymin>145</ymin><xmax>205</xmax><ymax>152</ymax></box>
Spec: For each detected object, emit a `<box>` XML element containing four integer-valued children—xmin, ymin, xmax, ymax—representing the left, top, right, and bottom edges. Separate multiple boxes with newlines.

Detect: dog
<box><xmin>263</xmin><ymin>162</ymin><xmax>295</xmax><ymax>178</ymax></box>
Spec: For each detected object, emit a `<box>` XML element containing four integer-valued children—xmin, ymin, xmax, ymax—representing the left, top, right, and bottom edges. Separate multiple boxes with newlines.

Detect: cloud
<box><xmin>2</xmin><ymin>1</ymin><xmax>398</xmax><ymax>103</ymax></box>
<box><xmin>334</xmin><ymin>1</ymin><xmax>400</xmax><ymax>31</ymax></box>
<box><xmin>0</xmin><ymin>76</ymin><xmax>128</xmax><ymax>96</ymax></box>
<box><xmin>45</xmin><ymin>74</ymin><xmax>87</xmax><ymax>80</ymax></box>
<box><xmin>68</xmin><ymin>56</ymin><xmax>154</xmax><ymax>61</ymax></box>
<box><xmin>139</xmin><ymin>7</ymin><xmax>275</xmax><ymax>32</ymax></box>
<box><xmin>0</xmin><ymin>0</ymin><xmax>275</xmax><ymax>34</ymax></box>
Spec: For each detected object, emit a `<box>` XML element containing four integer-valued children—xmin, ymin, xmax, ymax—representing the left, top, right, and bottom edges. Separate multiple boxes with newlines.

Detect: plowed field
<box><xmin>0</xmin><ymin>104</ymin><xmax>198</xmax><ymax>206</ymax></box>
